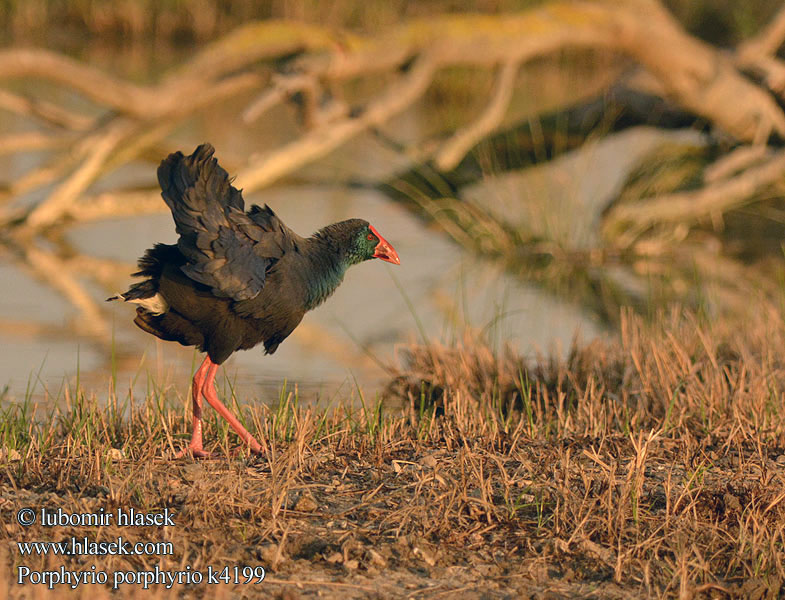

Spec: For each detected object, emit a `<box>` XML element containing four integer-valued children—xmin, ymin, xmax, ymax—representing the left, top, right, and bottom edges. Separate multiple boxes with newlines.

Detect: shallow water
<box><xmin>1</xmin><ymin>181</ymin><xmax>604</xmax><ymax>405</ymax></box>
<box><xmin>0</xmin><ymin>42</ymin><xmax>633</xmax><ymax>405</ymax></box>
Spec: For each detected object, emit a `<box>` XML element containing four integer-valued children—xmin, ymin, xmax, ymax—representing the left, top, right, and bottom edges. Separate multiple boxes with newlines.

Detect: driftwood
<box><xmin>603</xmin><ymin>149</ymin><xmax>785</xmax><ymax>247</ymax></box>
<box><xmin>2</xmin><ymin>0</ymin><xmax>785</xmax><ymax>233</ymax></box>
<box><xmin>2</xmin><ymin>0</ymin><xmax>785</xmax><ymax>331</ymax></box>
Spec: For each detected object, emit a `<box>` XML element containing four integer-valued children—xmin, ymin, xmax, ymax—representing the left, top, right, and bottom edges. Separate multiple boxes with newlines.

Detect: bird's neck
<box><xmin>302</xmin><ymin>236</ymin><xmax>350</xmax><ymax>311</ymax></box>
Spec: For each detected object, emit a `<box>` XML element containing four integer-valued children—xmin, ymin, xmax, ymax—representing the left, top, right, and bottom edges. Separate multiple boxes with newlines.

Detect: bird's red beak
<box><xmin>369</xmin><ymin>225</ymin><xmax>400</xmax><ymax>265</ymax></box>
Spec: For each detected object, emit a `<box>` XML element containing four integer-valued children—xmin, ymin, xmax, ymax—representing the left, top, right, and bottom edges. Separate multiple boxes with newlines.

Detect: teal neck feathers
<box><xmin>303</xmin><ymin>256</ymin><xmax>348</xmax><ymax>311</ymax></box>
<box><xmin>303</xmin><ymin>219</ymin><xmax>372</xmax><ymax>311</ymax></box>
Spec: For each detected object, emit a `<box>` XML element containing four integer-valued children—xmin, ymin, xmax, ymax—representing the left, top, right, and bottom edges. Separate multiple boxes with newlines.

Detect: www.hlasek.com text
<box><xmin>18</xmin><ymin>536</ymin><xmax>173</xmax><ymax>557</ymax></box>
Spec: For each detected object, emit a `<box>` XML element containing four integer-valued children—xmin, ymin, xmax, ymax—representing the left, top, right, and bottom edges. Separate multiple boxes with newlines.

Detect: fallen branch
<box><xmin>234</xmin><ymin>2</ymin><xmax>785</xmax><ymax>190</ymax></box>
<box><xmin>0</xmin><ymin>132</ymin><xmax>70</xmax><ymax>156</ymax></box>
<box><xmin>434</xmin><ymin>60</ymin><xmax>519</xmax><ymax>171</ymax></box>
<box><xmin>24</xmin><ymin>119</ymin><xmax>136</xmax><ymax>231</ymax></box>
<box><xmin>63</xmin><ymin>190</ymin><xmax>164</xmax><ymax>222</ymax></box>
<box><xmin>0</xmin><ymin>88</ymin><xmax>92</xmax><ymax>130</ymax></box>
<box><xmin>0</xmin><ymin>49</ymin><xmax>158</xmax><ymax>117</ymax></box>
<box><xmin>703</xmin><ymin>145</ymin><xmax>771</xmax><ymax>184</ymax></box>
<box><xmin>0</xmin><ymin>0</ymin><xmax>785</xmax><ymax>272</ymax></box>
<box><xmin>738</xmin><ymin>3</ymin><xmax>785</xmax><ymax>60</ymax></box>
<box><xmin>1</xmin><ymin>0</ymin><xmax>784</xmax><ymax>243</ymax></box>
<box><xmin>236</xmin><ymin>53</ymin><xmax>439</xmax><ymax>191</ymax></box>
<box><xmin>243</xmin><ymin>72</ymin><xmax>320</xmax><ymax>124</ymax></box>
<box><xmin>603</xmin><ymin>149</ymin><xmax>785</xmax><ymax>247</ymax></box>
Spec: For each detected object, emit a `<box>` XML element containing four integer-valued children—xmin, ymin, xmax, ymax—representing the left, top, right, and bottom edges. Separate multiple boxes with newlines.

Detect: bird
<box><xmin>109</xmin><ymin>143</ymin><xmax>400</xmax><ymax>458</ymax></box>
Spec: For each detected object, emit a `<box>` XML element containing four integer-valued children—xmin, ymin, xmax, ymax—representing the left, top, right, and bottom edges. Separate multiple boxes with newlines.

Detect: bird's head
<box><xmin>339</xmin><ymin>220</ymin><xmax>400</xmax><ymax>266</ymax></box>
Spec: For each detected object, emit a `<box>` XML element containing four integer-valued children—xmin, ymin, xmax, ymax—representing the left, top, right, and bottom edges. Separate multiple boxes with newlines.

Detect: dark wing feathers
<box><xmin>157</xmin><ymin>143</ymin><xmax>295</xmax><ymax>301</ymax></box>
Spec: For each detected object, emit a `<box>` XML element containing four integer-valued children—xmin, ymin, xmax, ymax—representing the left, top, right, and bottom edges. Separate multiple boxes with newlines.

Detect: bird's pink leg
<box><xmin>174</xmin><ymin>356</ymin><xmax>215</xmax><ymax>459</ymax></box>
<box><xmin>200</xmin><ymin>359</ymin><xmax>264</xmax><ymax>455</ymax></box>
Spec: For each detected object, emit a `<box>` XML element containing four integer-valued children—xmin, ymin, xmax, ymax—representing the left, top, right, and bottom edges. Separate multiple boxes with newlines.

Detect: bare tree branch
<box><xmin>236</xmin><ymin>53</ymin><xmax>439</xmax><ymax>191</ymax></box>
<box><xmin>24</xmin><ymin>120</ymin><xmax>135</xmax><ymax>231</ymax></box>
<box><xmin>0</xmin><ymin>132</ymin><xmax>70</xmax><ymax>155</ymax></box>
<box><xmin>434</xmin><ymin>60</ymin><xmax>519</xmax><ymax>171</ymax></box>
<box><xmin>738</xmin><ymin>3</ymin><xmax>785</xmax><ymax>59</ymax></box>
<box><xmin>243</xmin><ymin>73</ymin><xmax>318</xmax><ymax>123</ymax></box>
<box><xmin>0</xmin><ymin>49</ymin><xmax>158</xmax><ymax>117</ymax></box>
<box><xmin>603</xmin><ymin>149</ymin><xmax>785</xmax><ymax>247</ymax></box>
<box><xmin>733</xmin><ymin>5</ymin><xmax>785</xmax><ymax>96</ymax></box>
<box><xmin>2</xmin><ymin>1</ymin><xmax>785</xmax><ymax>342</ymax></box>
<box><xmin>64</xmin><ymin>190</ymin><xmax>163</xmax><ymax>222</ymax></box>
<box><xmin>703</xmin><ymin>145</ymin><xmax>771</xmax><ymax>183</ymax></box>
<box><xmin>0</xmin><ymin>88</ymin><xmax>93</xmax><ymax>130</ymax></box>
<box><xmin>3</xmin><ymin>0</ymin><xmax>785</xmax><ymax>236</ymax></box>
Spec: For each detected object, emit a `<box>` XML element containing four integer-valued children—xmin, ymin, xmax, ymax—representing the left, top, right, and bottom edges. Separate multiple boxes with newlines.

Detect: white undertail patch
<box><xmin>127</xmin><ymin>293</ymin><xmax>169</xmax><ymax>315</ymax></box>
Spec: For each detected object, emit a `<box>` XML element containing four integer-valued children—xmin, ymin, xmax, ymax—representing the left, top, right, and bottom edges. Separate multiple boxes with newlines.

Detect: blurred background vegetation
<box><xmin>0</xmin><ymin>0</ymin><xmax>780</xmax><ymax>44</ymax></box>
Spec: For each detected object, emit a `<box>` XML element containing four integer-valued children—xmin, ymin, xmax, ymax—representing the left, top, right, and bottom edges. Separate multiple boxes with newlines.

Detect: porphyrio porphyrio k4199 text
<box><xmin>109</xmin><ymin>144</ymin><xmax>400</xmax><ymax>457</ymax></box>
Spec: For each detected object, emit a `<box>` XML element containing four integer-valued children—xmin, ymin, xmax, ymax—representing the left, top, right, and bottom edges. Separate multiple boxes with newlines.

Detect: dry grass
<box><xmin>3</xmin><ymin>305</ymin><xmax>785</xmax><ymax>598</ymax></box>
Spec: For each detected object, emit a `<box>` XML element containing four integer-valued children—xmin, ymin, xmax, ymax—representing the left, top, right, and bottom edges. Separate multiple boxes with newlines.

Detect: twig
<box><xmin>24</xmin><ymin>119</ymin><xmax>136</xmax><ymax>230</ymax></box>
<box><xmin>434</xmin><ymin>60</ymin><xmax>519</xmax><ymax>171</ymax></box>
<box><xmin>0</xmin><ymin>49</ymin><xmax>157</xmax><ymax>118</ymax></box>
<box><xmin>236</xmin><ymin>53</ymin><xmax>438</xmax><ymax>191</ymax></box>
<box><xmin>166</xmin><ymin>72</ymin><xmax>264</xmax><ymax>119</ymax></box>
<box><xmin>703</xmin><ymin>145</ymin><xmax>770</xmax><ymax>183</ymax></box>
<box><xmin>604</xmin><ymin>149</ymin><xmax>785</xmax><ymax>247</ymax></box>
<box><xmin>243</xmin><ymin>73</ymin><xmax>319</xmax><ymax>123</ymax></box>
<box><xmin>63</xmin><ymin>190</ymin><xmax>164</xmax><ymax>223</ymax></box>
<box><xmin>170</xmin><ymin>20</ymin><xmax>353</xmax><ymax>83</ymax></box>
<box><xmin>0</xmin><ymin>132</ymin><xmax>70</xmax><ymax>155</ymax></box>
<box><xmin>738</xmin><ymin>3</ymin><xmax>785</xmax><ymax>59</ymax></box>
<box><xmin>0</xmin><ymin>88</ymin><xmax>93</xmax><ymax>130</ymax></box>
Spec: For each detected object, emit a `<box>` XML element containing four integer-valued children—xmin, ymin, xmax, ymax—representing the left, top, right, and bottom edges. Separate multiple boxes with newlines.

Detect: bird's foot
<box><xmin>173</xmin><ymin>444</ymin><xmax>220</xmax><ymax>459</ymax></box>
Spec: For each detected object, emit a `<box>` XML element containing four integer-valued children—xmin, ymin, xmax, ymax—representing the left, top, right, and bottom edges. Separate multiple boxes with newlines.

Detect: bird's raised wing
<box><xmin>157</xmin><ymin>143</ymin><xmax>296</xmax><ymax>301</ymax></box>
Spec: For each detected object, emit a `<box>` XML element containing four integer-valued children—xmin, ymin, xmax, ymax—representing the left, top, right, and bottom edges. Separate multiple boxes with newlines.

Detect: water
<box><xmin>0</xmin><ymin>42</ymin><xmax>630</xmax><ymax>405</ymax></box>
<box><xmin>0</xmin><ymin>181</ymin><xmax>604</xmax><ymax>404</ymax></box>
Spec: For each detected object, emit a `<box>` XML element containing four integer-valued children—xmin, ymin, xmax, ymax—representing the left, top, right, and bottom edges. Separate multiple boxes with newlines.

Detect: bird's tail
<box><xmin>107</xmin><ymin>285</ymin><xmax>169</xmax><ymax>315</ymax></box>
<box><xmin>107</xmin><ymin>244</ymin><xmax>181</xmax><ymax>314</ymax></box>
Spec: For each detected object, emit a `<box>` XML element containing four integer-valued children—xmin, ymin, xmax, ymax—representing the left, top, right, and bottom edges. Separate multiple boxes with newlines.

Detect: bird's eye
<box><xmin>367</xmin><ymin>234</ymin><xmax>375</xmax><ymax>241</ymax></box>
